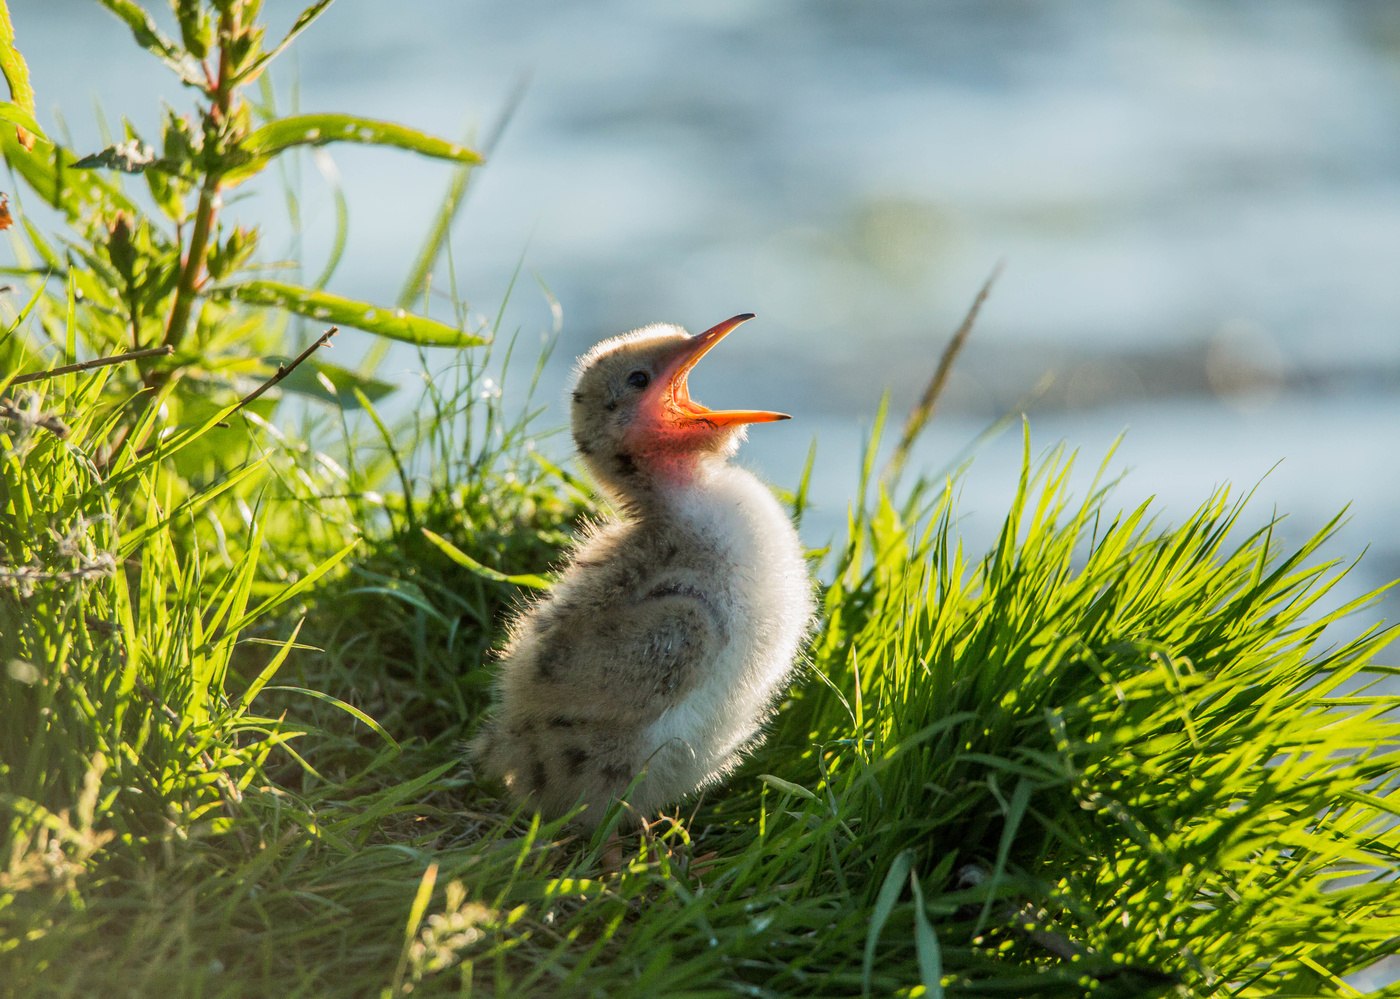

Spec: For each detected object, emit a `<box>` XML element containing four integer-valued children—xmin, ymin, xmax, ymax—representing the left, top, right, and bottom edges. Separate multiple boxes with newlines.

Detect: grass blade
<box><xmin>226</xmin><ymin>539</ymin><xmax>359</xmax><ymax>635</ymax></box>
<box><xmin>265</xmin><ymin>684</ymin><xmax>400</xmax><ymax>752</ymax></box>
<box><xmin>233</xmin><ymin>618</ymin><xmax>305</xmax><ymax>713</ymax></box>
<box><xmin>388</xmin><ymin>861</ymin><xmax>438</xmax><ymax>998</ymax></box>
<box><xmin>421</xmin><ymin>528</ymin><xmax>550</xmax><ymax>590</ymax></box>
<box><xmin>908</xmin><ymin>869</ymin><xmax>944</xmax><ymax>999</ymax></box>
<box><xmin>863</xmin><ymin>848</ymin><xmax>912</xmax><ymax>997</ymax></box>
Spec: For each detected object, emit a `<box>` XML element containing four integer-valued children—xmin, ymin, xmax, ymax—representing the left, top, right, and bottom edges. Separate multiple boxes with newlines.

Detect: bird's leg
<box><xmin>600</xmin><ymin>827</ymin><xmax>625</xmax><ymax>871</ymax></box>
<box><xmin>638</xmin><ymin>813</ymin><xmax>665</xmax><ymax>857</ymax></box>
<box><xmin>596</xmin><ymin>814</ymin><xmax>666</xmax><ymax>870</ymax></box>
<box><xmin>639</xmin><ymin>812</ymin><xmax>689</xmax><ymax>863</ymax></box>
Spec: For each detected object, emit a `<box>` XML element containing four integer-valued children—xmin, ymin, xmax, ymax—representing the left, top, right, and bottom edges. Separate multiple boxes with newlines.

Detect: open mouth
<box><xmin>663</xmin><ymin>314</ymin><xmax>790</xmax><ymax>427</ymax></box>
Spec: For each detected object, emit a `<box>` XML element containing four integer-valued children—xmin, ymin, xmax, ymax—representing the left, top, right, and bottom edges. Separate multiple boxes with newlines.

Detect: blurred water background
<box><xmin>9</xmin><ymin>1</ymin><xmax>1400</xmax><ymax>655</ymax></box>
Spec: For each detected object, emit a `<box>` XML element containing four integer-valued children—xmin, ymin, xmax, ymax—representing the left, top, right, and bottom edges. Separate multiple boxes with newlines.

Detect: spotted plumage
<box><xmin>472</xmin><ymin>315</ymin><xmax>814</xmax><ymax>827</ymax></box>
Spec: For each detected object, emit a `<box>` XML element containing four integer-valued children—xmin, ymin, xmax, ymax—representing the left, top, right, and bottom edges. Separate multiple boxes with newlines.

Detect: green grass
<box><xmin>5</xmin><ymin>340</ymin><xmax>1399</xmax><ymax>996</ymax></box>
<box><xmin>4</xmin><ymin>2</ymin><xmax>1400</xmax><ymax>995</ymax></box>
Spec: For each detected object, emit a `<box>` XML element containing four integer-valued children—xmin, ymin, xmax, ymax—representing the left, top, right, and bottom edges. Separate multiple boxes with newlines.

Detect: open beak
<box><xmin>661</xmin><ymin>314</ymin><xmax>791</xmax><ymax>427</ymax></box>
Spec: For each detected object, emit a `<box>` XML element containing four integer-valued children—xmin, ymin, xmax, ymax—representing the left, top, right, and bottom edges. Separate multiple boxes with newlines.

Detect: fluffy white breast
<box><xmin>640</xmin><ymin>462</ymin><xmax>814</xmax><ymax>793</ymax></box>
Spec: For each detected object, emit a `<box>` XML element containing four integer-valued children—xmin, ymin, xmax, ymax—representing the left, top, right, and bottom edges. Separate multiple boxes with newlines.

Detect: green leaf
<box><xmin>173</xmin><ymin>0</ymin><xmax>210</xmax><ymax>59</ymax></box>
<box><xmin>234</xmin><ymin>0</ymin><xmax>336</xmax><ymax>85</ymax></box>
<box><xmin>95</xmin><ymin>0</ymin><xmax>203</xmax><ymax>85</ymax></box>
<box><xmin>421</xmin><ymin>528</ymin><xmax>551</xmax><ymax>590</ymax></box>
<box><xmin>975</xmin><ymin>777</ymin><xmax>1033</xmax><ymax>934</ymax></box>
<box><xmin>215</xmin><ymin>280</ymin><xmax>486</xmax><ymax>347</ymax></box>
<box><xmin>229</xmin><ymin>113</ymin><xmax>481</xmax><ymax>181</ymax></box>
<box><xmin>397</xmin><ymin>142</ymin><xmax>475</xmax><ymax>309</ymax></box>
<box><xmin>307</xmin><ymin>148</ymin><xmax>349</xmax><ymax>289</ymax></box>
<box><xmin>117</xmin><ymin>459</ymin><xmax>266</xmax><ymax>558</ymax></box>
<box><xmin>353</xmin><ymin>387</ymin><xmax>415</xmax><ymax>532</ymax></box>
<box><xmin>72</xmin><ymin>140</ymin><xmax>157</xmax><ymax>173</ymax></box>
<box><xmin>326</xmin><ymin>762</ymin><xmax>457</xmax><ymax>836</ymax></box>
<box><xmin>0</xmin><ymin>131</ymin><xmax>141</xmax><ymax>219</ymax></box>
<box><xmin>3</xmin><ymin>276</ymin><xmax>47</xmax><ymax>338</ymax></box>
<box><xmin>0</xmin><ymin>3</ymin><xmax>36</xmax><ymax>147</ymax></box>
<box><xmin>0</xmin><ymin>100</ymin><xmax>42</xmax><ymax>142</ymax></box>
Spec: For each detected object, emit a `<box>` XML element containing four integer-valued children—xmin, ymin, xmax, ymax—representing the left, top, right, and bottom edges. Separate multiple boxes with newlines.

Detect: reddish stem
<box><xmin>161</xmin><ymin>9</ymin><xmax>235</xmax><ymax>353</ymax></box>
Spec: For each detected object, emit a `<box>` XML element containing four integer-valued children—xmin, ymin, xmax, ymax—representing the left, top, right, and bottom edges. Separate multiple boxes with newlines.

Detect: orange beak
<box><xmin>660</xmin><ymin>314</ymin><xmax>791</xmax><ymax>427</ymax></box>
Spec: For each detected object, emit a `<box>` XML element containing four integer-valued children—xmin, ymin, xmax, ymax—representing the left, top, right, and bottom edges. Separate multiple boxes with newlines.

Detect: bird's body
<box><xmin>474</xmin><ymin>316</ymin><xmax>813</xmax><ymax>826</ymax></box>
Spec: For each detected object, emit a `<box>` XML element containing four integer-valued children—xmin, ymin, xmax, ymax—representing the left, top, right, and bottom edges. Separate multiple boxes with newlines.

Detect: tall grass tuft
<box><xmin>753</xmin><ymin>431</ymin><xmax>1400</xmax><ymax>995</ymax></box>
<box><xmin>3</xmin><ymin>1</ymin><xmax>1398</xmax><ymax>996</ymax></box>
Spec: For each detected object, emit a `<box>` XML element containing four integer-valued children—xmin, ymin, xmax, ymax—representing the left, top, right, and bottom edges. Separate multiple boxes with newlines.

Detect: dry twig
<box><xmin>0</xmin><ymin>396</ymin><xmax>70</xmax><ymax>439</ymax></box>
<box><xmin>8</xmin><ymin>344</ymin><xmax>174</xmax><ymax>386</ymax></box>
<box><xmin>222</xmin><ymin>326</ymin><xmax>338</xmax><ymax>423</ymax></box>
<box><xmin>883</xmin><ymin>262</ymin><xmax>1003</xmax><ymax>487</ymax></box>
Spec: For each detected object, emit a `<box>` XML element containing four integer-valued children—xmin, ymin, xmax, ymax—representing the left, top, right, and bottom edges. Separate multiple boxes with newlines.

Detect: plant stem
<box><xmin>162</xmin><ymin>8</ymin><xmax>236</xmax><ymax>352</ymax></box>
<box><xmin>163</xmin><ymin>179</ymin><xmax>219</xmax><ymax>350</ymax></box>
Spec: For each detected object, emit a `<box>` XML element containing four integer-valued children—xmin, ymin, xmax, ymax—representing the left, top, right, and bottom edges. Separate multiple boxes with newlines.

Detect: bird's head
<box><xmin>570</xmin><ymin>314</ymin><xmax>788</xmax><ymax>499</ymax></box>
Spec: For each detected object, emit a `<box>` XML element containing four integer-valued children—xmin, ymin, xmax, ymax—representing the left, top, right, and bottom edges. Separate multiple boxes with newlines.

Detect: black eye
<box><xmin>626</xmin><ymin>370</ymin><xmax>650</xmax><ymax>390</ymax></box>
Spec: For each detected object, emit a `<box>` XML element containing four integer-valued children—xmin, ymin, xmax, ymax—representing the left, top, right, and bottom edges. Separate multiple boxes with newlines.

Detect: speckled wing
<box><xmin>473</xmin><ymin>581</ymin><xmax>727</xmax><ymax>823</ymax></box>
<box><xmin>528</xmin><ymin>581</ymin><xmax>724</xmax><ymax>726</ymax></box>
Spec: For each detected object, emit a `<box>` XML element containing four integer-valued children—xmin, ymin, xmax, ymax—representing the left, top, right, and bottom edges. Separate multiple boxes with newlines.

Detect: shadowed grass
<box><xmin>4</xmin><ymin>1</ymin><xmax>1400</xmax><ymax>992</ymax></box>
<box><xmin>6</xmin><ymin>332</ymin><xmax>1400</xmax><ymax>995</ymax></box>
<box><xmin>5</xmin><ymin>188</ymin><xmax>1398</xmax><ymax>997</ymax></box>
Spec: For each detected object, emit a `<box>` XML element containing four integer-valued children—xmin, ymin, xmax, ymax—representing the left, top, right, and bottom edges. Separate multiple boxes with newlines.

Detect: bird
<box><xmin>472</xmin><ymin>313</ymin><xmax>814</xmax><ymax>828</ymax></box>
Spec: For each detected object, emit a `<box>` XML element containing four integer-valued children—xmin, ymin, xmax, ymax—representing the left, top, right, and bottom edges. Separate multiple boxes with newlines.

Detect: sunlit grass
<box><xmin>5</xmin><ymin>333</ymin><xmax>1398</xmax><ymax>996</ymax></box>
<box><xmin>4</xmin><ymin>1</ymin><xmax>1399</xmax><ymax>995</ymax></box>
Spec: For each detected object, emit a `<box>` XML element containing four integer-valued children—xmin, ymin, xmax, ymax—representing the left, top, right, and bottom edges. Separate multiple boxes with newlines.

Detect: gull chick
<box><xmin>474</xmin><ymin>314</ymin><xmax>813</xmax><ymax>826</ymax></box>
